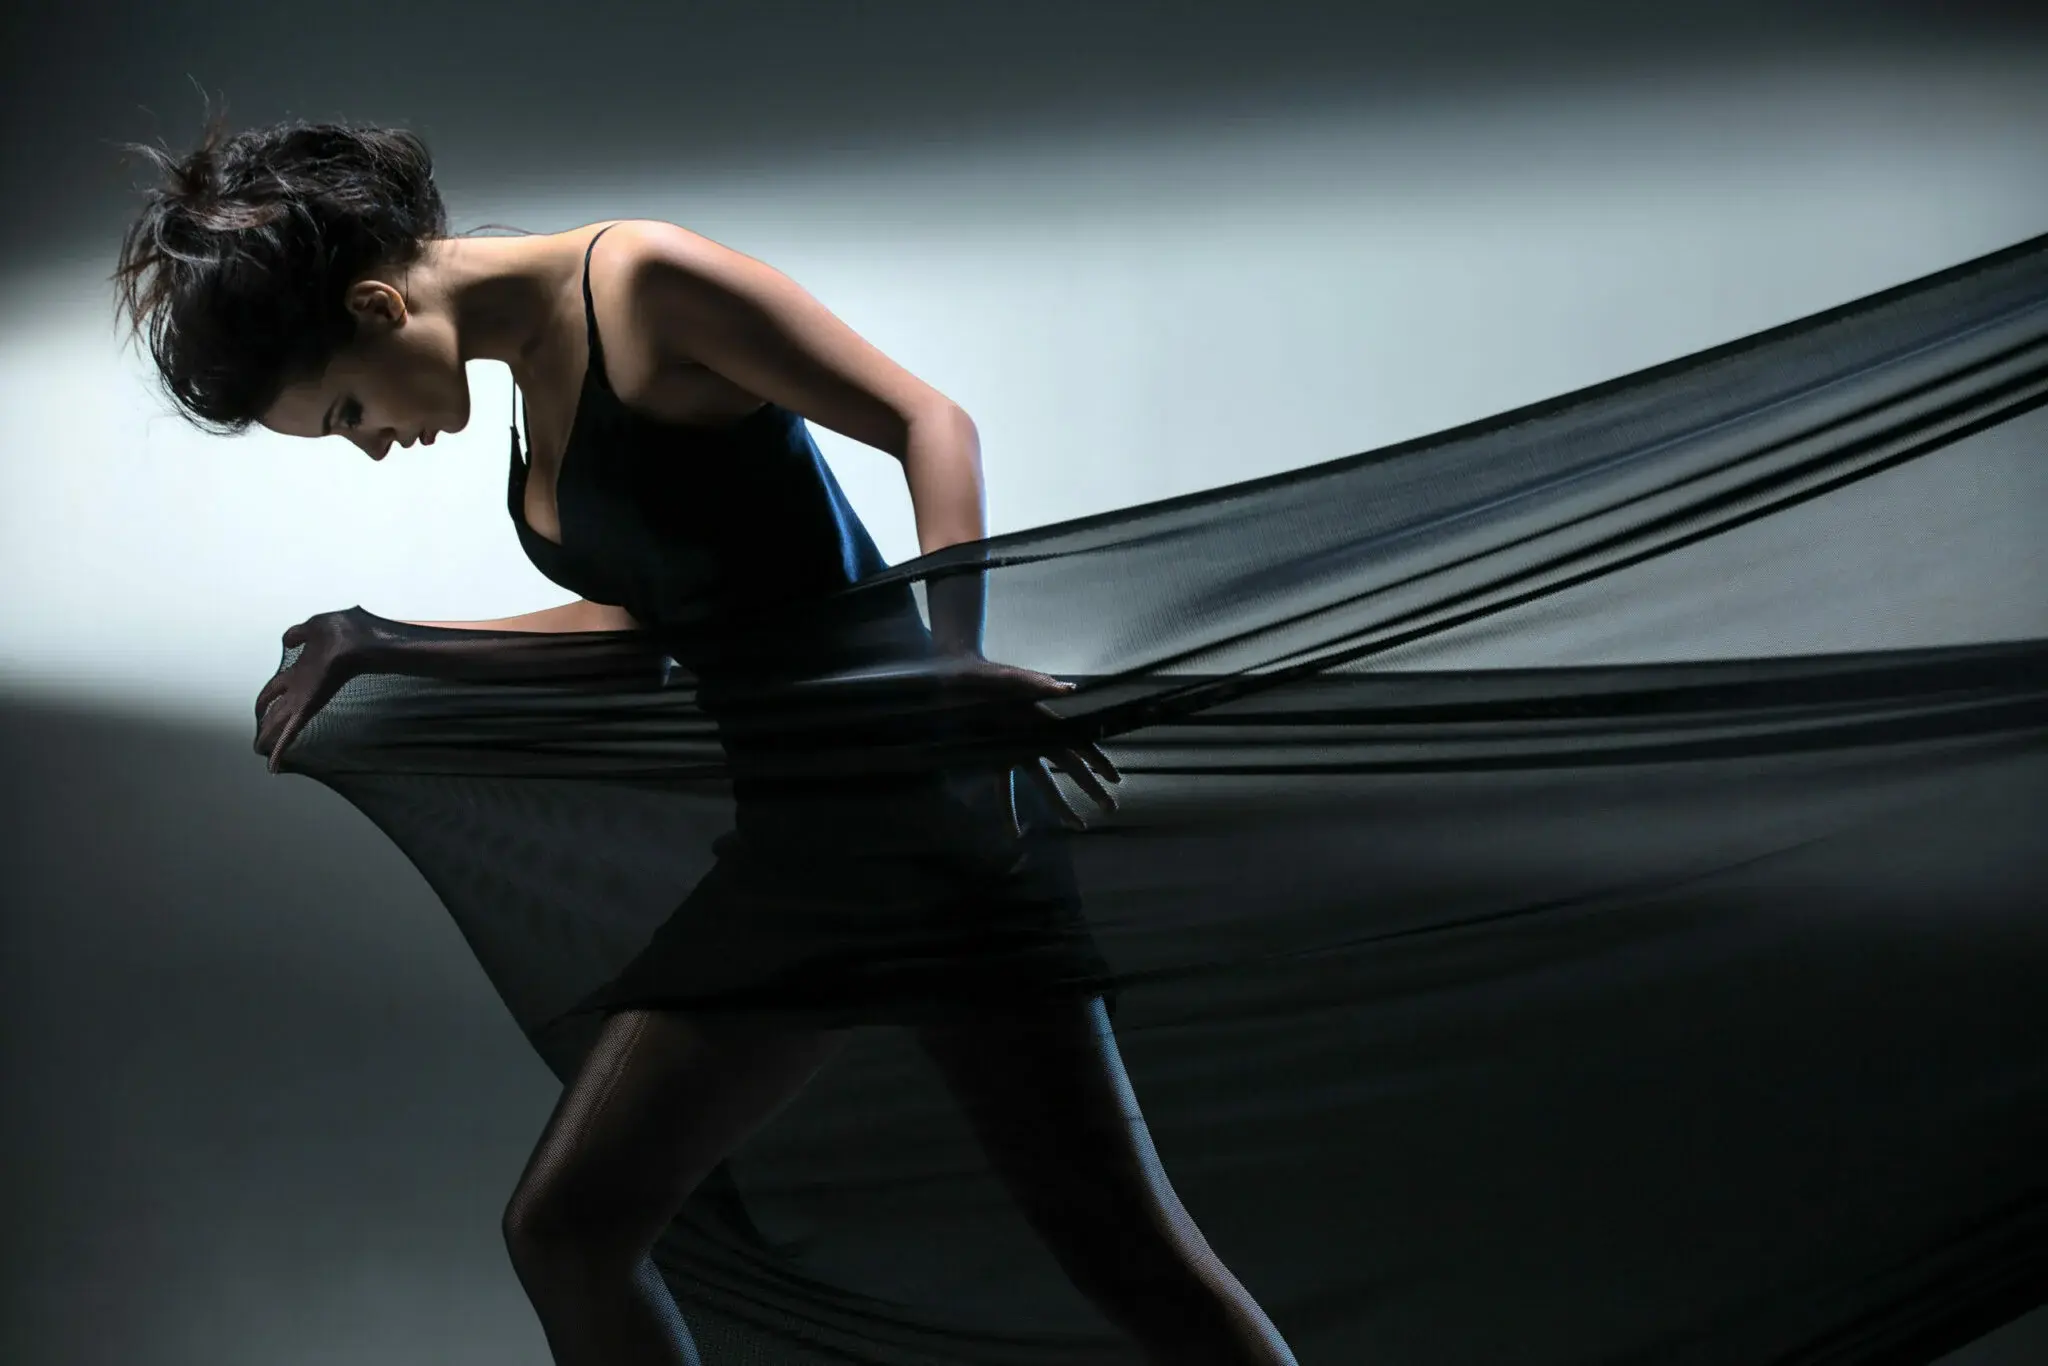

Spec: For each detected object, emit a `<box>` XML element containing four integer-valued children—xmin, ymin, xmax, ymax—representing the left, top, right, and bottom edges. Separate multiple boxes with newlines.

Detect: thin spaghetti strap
<box><xmin>508</xmin><ymin>223</ymin><xmax>618</xmax><ymax>473</ymax></box>
<box><xmin>581</xmin><ymin>224</ymin><xmax>620</xmax><ymax>394</ymax></box>
<box><xmin>508</xmin><ymin>368</ymin><xmax>525</xmax><ymax>474</ymax></box>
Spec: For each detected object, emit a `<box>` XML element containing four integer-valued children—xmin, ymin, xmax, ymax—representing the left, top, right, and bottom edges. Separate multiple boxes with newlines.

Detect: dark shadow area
<box><xmin>5</xmin><ymin>0</ymin><xmax>2045</xmax><ymax>269</ymax></box>
<box><xmin>0</xmin><ymin>695</ymin><xmax>557</xmax><ymax>1366</ymax></box>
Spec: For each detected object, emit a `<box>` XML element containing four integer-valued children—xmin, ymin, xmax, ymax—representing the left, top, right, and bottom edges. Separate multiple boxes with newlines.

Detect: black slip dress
<box><xmin>507</xmin><ymin>224</ymin><xmax>1106</xmax><ymax>1023</ymax></box>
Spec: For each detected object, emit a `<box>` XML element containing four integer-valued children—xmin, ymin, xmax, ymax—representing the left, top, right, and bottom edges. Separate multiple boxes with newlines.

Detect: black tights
<box><xmin>501</xmin><ymin>997</ymin><xmax>1298</xmax><ymax>1365</ymax></box>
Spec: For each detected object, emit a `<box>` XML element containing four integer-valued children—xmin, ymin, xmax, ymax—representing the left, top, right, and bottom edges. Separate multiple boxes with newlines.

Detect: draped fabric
<box><xmin>273</xmin><ymin>232</ymin><xmax>2048</xmax><ymax>1364</ymax></box>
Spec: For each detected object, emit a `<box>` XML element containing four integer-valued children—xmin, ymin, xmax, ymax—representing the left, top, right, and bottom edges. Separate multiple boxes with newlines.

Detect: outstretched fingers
<box><xmin>256</xmin><ymin>700</ymin><xmax>300</xmax><ymax>772</ymax></box>
<box><xmin>1022</xmin><ymin>759</ymin><xmax>1084</xmax><ymax>831</ymax></box>
<box><xmin>255</xmin><ymin>618</ymin><xmax>314</xmax><ymax>723</ymax></box>
<box><xmin>254</xmin><ymin>669</ymin><xmax>291</xmax><ymax>722</ymax></box>
<box><xmin>1076</xmin><ymin>738</ymin><xmax>1122</xmax><ymax>786</ymax></box>
<box><xmin>1021</xmin><ymin>753</ymin><xmax>1125</xmax><ymax>831</ymax></box>
<box><xmin>1046</xmin><ymin>745</ymin><xmax>1119</xmax><ymax>814</ymax></box>
<box><xmin>266</xmin><ymin>714</ymin><xmax>298</xmax><ymax>774</ymax></box>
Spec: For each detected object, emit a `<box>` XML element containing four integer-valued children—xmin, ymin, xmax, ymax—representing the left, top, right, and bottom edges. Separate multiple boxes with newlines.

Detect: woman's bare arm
<box><xmin>257</xmin><ymin>599</ymin><xmax>667</xmax><ymax>770</ymax></box>
<box><xmin>403</xmin><ymin>599</ymin><xmax>643</xmax><ymax>633</ymax></box>
<box><xmin>325</xmin><ymin>597</ymin><xmax>664</xmax><ymax>690</ymax></box>
<box><xmin>606</xmin><ymin>220</ymin><xmax>989</xmax><ymax>654</ymax></box>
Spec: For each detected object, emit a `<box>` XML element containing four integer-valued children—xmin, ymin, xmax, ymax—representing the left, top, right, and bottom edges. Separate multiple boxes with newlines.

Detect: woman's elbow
<box><xmin>906</xmin><ymin>396</ymin><xmax>975</xmax><ymax>444</ymax></box>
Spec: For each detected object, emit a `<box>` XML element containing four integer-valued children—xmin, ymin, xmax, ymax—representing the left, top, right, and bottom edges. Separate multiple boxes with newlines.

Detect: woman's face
<box><xmin>260</xmin><ymin>277</ymin><xmax>469</xmax><ymax>461</ymax></box>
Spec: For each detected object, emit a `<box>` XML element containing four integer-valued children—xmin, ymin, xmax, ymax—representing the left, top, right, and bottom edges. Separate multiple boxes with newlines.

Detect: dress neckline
<box><xmin>510</xmin><ymin>360</ymin><xmax>599</xmax><ymax>552</ymax></box>
<box><xmin>511</xmin><ymin>375</ymin><xmax>778</xmax><ymax>551</ymax></box>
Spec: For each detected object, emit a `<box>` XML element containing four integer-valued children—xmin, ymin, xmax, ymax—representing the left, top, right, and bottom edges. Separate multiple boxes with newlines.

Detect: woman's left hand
<box><xmin>934</xmin><ymin>655</ymin><xmax>1122</xmax><ymax>833</ymax></box>
<box><xmin>253</xmin><ymin>607</ymin><xmax>379</xmax><ymax>774</ymax></box>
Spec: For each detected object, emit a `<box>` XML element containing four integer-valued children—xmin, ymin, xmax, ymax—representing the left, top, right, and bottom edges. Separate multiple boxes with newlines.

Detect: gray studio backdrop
<box><xmin>3</xmin><ymin>3</ymin><xmax>2046</xmax><ymax>1363</ymax></box>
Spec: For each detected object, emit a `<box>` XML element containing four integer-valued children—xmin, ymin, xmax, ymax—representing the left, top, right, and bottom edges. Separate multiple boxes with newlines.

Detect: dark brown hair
<box><xmin>111</xmin><ymin>100</ymin><xmax>453</xmax><ymax>434</ymax></box>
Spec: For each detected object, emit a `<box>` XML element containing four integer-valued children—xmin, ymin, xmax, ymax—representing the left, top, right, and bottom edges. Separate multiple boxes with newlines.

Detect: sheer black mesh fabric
<box><xmin>273</xmin><ymin>232</ymin><xmax>2048</xmax><ymax>1363</ymax></box>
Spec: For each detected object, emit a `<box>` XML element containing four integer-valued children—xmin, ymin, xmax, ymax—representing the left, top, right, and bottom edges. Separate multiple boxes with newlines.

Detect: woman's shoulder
<box><xmin>570</xmin><ymin>220</ymin><xmax>693</xmax><ymax>396</ymax></box>
<box><xmin>571</xmin><ymin>219</ymin><xmax>784</xmax><ymax>425</ymax></box>
<box><xmin>576</xmin><ymin>217</ymin><xmax>741</xmax><ymax>271</ymax></box>
<box><xmin>571</xmin><ymin>215</ymin><xmax>943</xmax><ymax>446</ymax></box>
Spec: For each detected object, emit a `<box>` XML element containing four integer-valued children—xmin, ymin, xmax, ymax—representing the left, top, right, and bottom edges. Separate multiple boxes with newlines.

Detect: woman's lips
<box><xmin>379</xmin><ymin>429</ymin><xmax>436</xmax><ymax>459</ymax></box>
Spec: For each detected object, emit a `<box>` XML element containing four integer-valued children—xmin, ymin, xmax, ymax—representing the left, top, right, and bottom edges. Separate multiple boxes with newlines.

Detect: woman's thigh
<box><xmin>505</xmin><ymin>1008</ymin><xmax>849</xmax><ymax>1253</ymax></box>
<box><xmin>912</xmin><ymin>994</ymin><xmax>1214</xmax><ymax>1271</ymax></box>
<box><xmin>913</xmin><ymin>995</ymin><xmax>1307</xmax><ymax>1366</ymax></box>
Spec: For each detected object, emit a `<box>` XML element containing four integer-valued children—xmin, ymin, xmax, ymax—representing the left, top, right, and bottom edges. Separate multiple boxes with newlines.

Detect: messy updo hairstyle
<box><xmin>112</xmin><ymin>101</ymin><xmax>452</xmax><ymax>435</ymax></box>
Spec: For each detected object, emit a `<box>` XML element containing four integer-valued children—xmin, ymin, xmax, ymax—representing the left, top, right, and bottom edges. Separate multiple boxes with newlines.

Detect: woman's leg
<box><xmin>914</xmin><ymin>995</ymin><xmax>1299</xmax><ymax>1366</ymax></box>
<box><xmin>501</xmin><ymin>1008</ymin><xmax>848</xmax><ymax>1366</ymax></box>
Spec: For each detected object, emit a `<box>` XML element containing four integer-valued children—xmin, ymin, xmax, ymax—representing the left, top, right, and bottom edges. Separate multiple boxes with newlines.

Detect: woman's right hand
<box><xmin>924</xmin><ymin>654</ymin><xmax>1122</xmax><ymax>833</ymax></box>
<box><xmin>253</xmin><ymin>606</ymin><xmax>379</xmax><ymax>774</ymax></box>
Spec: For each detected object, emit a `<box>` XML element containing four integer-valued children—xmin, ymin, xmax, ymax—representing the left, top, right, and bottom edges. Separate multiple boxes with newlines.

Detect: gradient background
<box><xmin>3</xmin><ymin>2</ymin><xmax>2046</xmax><ymax>1361</ymax></box>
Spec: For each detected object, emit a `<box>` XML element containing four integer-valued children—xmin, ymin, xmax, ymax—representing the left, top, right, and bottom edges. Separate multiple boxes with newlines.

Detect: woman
<box><xmin>113</xmin><ymin>112</ymin><xmax>1298</xmax><ymax>1365</ymax></box>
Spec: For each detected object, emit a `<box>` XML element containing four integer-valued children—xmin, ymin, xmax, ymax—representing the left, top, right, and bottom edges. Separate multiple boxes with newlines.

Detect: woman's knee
<box><xmin>500</xmin><ymin>1165</ymin><xmax>655</xmax><ymax>1278</ymax></box>
<box><xmin>499</xmin><ymin>1009</ymin><xmax>845</xmax><ymax>1287</ymax></box>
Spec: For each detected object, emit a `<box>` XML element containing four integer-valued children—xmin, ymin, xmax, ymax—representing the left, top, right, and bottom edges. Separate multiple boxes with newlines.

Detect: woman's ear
<box><xmin>345</xmin><ymin>279</ymin><xmax>407</xmax><ymax>328</ymax></box>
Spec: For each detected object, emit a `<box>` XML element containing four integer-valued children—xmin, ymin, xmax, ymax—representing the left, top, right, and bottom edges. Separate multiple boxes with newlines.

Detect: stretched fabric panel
<box><xmin>274</xmin><ymin>231</ymin><xmax>2048</xmax><ymax>1364</ymax></box>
